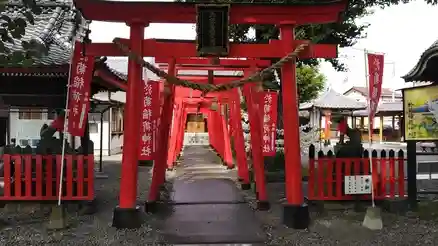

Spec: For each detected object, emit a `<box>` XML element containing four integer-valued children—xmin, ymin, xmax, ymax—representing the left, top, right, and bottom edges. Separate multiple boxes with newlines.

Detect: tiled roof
<box><xmin>1</xmin><ymin>0</ymin><xmax>89</xmax><ymax>70</ymax></box>
<box><xmin>402</xmin><ymin>39</ymin><xmax>438</xmax><ymax>83</ymax></box>
<box><xmin>300</xmin><ymin>88</ymin><xmax>366</xmax><ymax>110</ymax></box>
<box><xmin>352</xmin><ymin>101</ymin><xmax>403</xmax><ymax>116</ymax></box>
<box><xmin>344</xmin><ymin>86</ymin><xmax>402</xmax><ymax>97</ymax></box>
<box><xmin>104</xmin><ymin>57</ymin><xmax>160</xmax><ymax>81</ymax></box>
<box><xmin>106</xmin><ymin>57</ymin><xmax>243</xmax><ymax>82</ymax></box>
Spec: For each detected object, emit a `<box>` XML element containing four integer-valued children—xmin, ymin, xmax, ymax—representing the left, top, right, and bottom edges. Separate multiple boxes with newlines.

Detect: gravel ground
<box><xmin>3</xmin><ymin>156</ymin><xmax>438</xmax><ymax>245</ymax></box>
<box><xmin>240</xmin><ymin>181</ymin><xmax>438</xmax><ymax>246</ymax></box>
<box><xmin>0</xmin><ymin>161</ymin><xmax>166</xmax><ymax>245</ymax></box>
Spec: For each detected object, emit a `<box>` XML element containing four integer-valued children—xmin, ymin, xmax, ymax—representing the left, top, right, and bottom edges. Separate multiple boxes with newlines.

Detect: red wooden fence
<box><xmin>1</xmin><ymin>154</ymin><xmax>94</xmax><ymax>201</ymax></box>
<box><xmin>307</xmin><ymin>145</ymin><xmax>406</xmax><ymax>201</ymax></box>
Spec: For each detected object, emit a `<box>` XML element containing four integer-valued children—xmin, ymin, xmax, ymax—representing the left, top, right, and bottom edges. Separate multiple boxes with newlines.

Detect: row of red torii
<box><xmin>74</xmin><ymin>0</ymin><xmax>348</xmax><ymax>229</ymax></box>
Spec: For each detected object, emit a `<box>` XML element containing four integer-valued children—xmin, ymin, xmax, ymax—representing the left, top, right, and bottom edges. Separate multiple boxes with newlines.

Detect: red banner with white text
<box><xmin>367</xmin><ymin>53</ymin><xmax>384</xmax><ymax>131</ymax></box>
<box><xmin>67</xmin><ymin>42</ymin><xmax>94</xmax><ymax>136</ymax></box>
<box><xmin>261</xmin><ymin>91</ymin><xmax>278</xmax><ymax>156</ymax></box>
<box><xmin>139</xmin><ymin>80</ymin><xmax>160</xmax><ymax>160</ymax></box>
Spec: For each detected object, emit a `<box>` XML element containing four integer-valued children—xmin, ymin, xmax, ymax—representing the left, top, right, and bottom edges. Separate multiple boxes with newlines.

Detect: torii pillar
<box><xmin>280</xmin><ymin>23</ymin><xmax>307</xmax><ymax>229</ymax></box>
<box><xmin>112</xmin><ymin>22</ymin><xmax>146</xmax><ymax>229</ymax></box>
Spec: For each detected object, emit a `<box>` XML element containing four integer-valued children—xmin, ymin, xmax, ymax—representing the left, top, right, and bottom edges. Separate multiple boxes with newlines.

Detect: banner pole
<box><xmin>364</xmin><ymin>50</ymin><xmax>376</xmax><ymax>208</ymax></box>
<box><xmin>57</xmin><ymin>45</ymin><xmax>75</xmax><ymax>207</ymax></box>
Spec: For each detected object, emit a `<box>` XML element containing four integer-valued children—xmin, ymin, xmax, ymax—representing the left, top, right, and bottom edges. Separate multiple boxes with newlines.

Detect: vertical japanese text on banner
<box><xmin>139</xmin><ymin>80</ymin><xmax>160</xmax><ymax>160</ymax></box>
<box><xmin>67</xmin><ymin>42</ymin><xmax>94</xmax><ymax>137</ymax></box>
<box><xmin>367</xmin><ymin>53</ymin><xmax>384</xmax><ymax>130</ymax></box>
<box><xmin>261</xmin><ymin>91</ymin><xmax>278</xmax><ymax>156</ymax></box>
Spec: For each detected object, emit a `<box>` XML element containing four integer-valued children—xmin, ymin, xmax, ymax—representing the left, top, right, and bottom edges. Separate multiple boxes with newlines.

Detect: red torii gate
<box><xmin>169</xmin><ymin>94</ymin><xmax>235</xmax><ymax>170</ymax></box>
<box><xmin>158</xmin><ymin>57</ymin><xmax>272</xmax><ymax>189</ymax></box>
<box><xmin>73</xmin><ymin>0</ymin><xmax>347</xmax><ymax>229</ymax></box>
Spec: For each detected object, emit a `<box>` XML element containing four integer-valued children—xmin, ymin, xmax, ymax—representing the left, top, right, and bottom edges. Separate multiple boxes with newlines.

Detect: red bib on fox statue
<box><xmin>337</xmin><ymin>117</ymin><xmax>348</xmax><ymax>135</ymax></box>
<box><xmin>50</xmin><ymin>114</ymin><xmax>65</xmax><ymax>132</ymax></box>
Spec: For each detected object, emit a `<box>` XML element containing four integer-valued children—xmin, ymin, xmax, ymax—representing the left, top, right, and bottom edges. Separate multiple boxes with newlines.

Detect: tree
<box><xmin>262</xmin><ymin>64</ymin><xmax>325</xmax><ymax>103</ymax></box>
<box><xmin>180</xmin><ymin>0</ymin><xmax>438</xmax><ymax>127</ymax></box>
<box><xmin>296</xmin><ymin>65</ymin><xmax>326</xmax><ymax>103</ymax></box>
<box><xmin>0</xmin><ymin>0</ymin><xmax>45</xmax><ymax>66</ymax></box>
<box><xmin>182</xmin><ymin>0</ymin><xmax>438</xmax><ymax>71</ymax></box>
<box><xmin>260</xmin><ymin>64</ymin><xmax>325</xmax><ymax>128</ymax></box>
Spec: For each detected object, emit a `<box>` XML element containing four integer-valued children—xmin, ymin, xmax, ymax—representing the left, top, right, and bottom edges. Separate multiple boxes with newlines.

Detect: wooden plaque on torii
<box><xmin>196</xmin><ymin>4</ymin><xmax>230</xmax><ymax>57</ymax></box>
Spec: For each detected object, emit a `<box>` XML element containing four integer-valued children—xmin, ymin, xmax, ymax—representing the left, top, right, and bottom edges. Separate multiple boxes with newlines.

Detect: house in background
<box><xmin>88</xmin><ymin>91</ymin><xmax>125</xmax><ymax>156</ymax></box>
<box><xmin>1</xmin><ymin>0</ymin><xmax>127</xmax><ymax>153</ymax></box>
<box><xmin>343</xmin><ymin>86</ymin><xmax>403</xmax><ymax>136</ymax></box>
<box><xmin>9</xmin><ymin>108</ymin><xmax>58</xmax><ymax>148</ymax></box>
<box><xmin>343</xmin><ymin>86</ymin><xmax>402</xmax><ymax>103</ymax></box>
<box><xmin>9</xmin><ymin>92</ymin><xmax>125</xmax><ymax>156</ymax></box>
<box><xmin>87</xmin><ymin>57</ymin><xmax>160</xmax><ymax>153</ymax></box>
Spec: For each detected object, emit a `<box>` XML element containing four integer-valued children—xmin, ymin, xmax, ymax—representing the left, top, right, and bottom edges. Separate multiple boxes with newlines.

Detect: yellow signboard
<box><xmin>404</xmin><ymin>84</ymin><xmax>438</xmax><ymax>140</ymax></box>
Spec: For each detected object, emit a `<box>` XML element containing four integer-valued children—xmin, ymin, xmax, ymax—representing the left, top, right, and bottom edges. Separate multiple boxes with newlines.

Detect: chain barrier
<box><xmin>112</xmin><ymin>38</ymin><xmax>308</xmax><ymax>93</ymax></box>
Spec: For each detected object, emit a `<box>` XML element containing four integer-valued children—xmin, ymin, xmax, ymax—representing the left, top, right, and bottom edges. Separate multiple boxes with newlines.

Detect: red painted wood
<box><xmin>308</xmin><ymin>157</ymin><xmax>407</xmax><ymax>201</ymax></box>
<box><xmin>174</xmin><ymin>76</ymin><xmax>242</xmax><ymax>85</ymax></box>
<box><xmin>0</xmin><ymin>154</ymin><xmax>93</xmax><ymax>201</ymax></box>
<box><xmin>118</xmin><ymin>23</ymin><xmax>145</xmax><ymax>208</ymax></box>
<box><xmin>24</xmin><ymin>155</ymin><xmax>32</xmax><ymax>197</ymax></box>
<box><xmin>77</xmin><ymin>155</ymin><xmax>84</xmax><ymax>197</ymax></box>
<box><xmin>175</xmin><ymin>108</ymin><xmax>188</xmax><ymax>161</ymax></box>
<box><xmin>207</xmin><ymin>111</ymin><xmax>214</xmax><ymax>148</ymax></box>
<box><xmin>243</xmin><ymin>72</ymin><xmax>268</xmax><ymax>202</ymax></box>
<box><xmin>45</xmin><ymin>156</ymin><xmax>53</xmax><ymax>198</ymax></box>
<box><xmin>35</xmin><ymin>155</ymin><xmax>42</xmax><ymax>197</ymax></box>
<box><xmin>229</xmin><ymin>88</ymin><xmax>250</xmax><ymax>183</ymax></box>
<box><xmin>167</xmin><ymin>100</ymin><xmax>183</xmax><ymax>169</ymax></box>
<box><xmin>73</xmin><ymin>0</ymin><xmax>347</xmax><ymax>24</ymax></box>
<box><xmin>155</xmin><ymin>57</ymin><xmax>271</xmax><ymax>67</ymax></box>
<box><xmin>73</xmin><ymin>0</ymin><xmax>350</xmax><ymax>212</ymax></box>
<box><xmin>175</xmin><ymin>88</ymin><xmax>232</xmax><ymax>100</ymax></box>
<box><xmin>14</xmin><ymin>156</ymin><xmax>22</xmax><ymax>197</ymax></box>
<box><xmin>220</xmin><ymin>102</ymin><xmax>234</xmax><ymax>168</ymax></box>
<box><xmin>280</xmin><ymin>24</ymin><xmax>304</xmax><ymax>205</ymax></box>
<box><xmin>148</xmin><ymin>59</ymin><xmax>177</xmax><ymax>202</ymax></box>
<box><xmin>160</xmin><ymin>65</ymin><xmax>246</xmax><ymax>72</ymax></box>
<box><xmin>86</xmin><ymin>39</ymin><xmax>337</xmax><ymax>59</ymax></box>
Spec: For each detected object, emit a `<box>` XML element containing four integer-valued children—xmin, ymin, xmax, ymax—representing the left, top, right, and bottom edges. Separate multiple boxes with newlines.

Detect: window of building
<box><xmin>18</xmin><ymin>108</ymin><xmax>43</xmax><ymax>120</ymax></box>
<box><xmin>19</xmin><ymin>139</ymin><xmax>29</xmax><ymax>146</ymax></box>
<box><xmin>111</xmin><ymin>107</ymin><xmax>124</xmax><ymax>132</ymax></box>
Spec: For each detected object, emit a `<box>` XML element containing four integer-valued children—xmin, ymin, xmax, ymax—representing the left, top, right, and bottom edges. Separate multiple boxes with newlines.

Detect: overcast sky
<box><xmin>89</xmin><ymin>0</ymin><xmax>438</xmax><ymax>93</ymax></box>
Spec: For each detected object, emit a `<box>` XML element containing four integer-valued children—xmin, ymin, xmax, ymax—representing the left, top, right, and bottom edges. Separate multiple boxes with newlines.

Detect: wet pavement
<box><xmin>160</xmin><ymin>146</ymin><xmax>266</xmax><ymax>245</ymax></box>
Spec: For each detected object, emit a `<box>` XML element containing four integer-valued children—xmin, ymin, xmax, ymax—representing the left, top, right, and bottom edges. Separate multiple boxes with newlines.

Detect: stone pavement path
<box><xmin>159</xmin><ymin>146</ymin><xmax>266</xmax><ymax>245</ymax></box>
